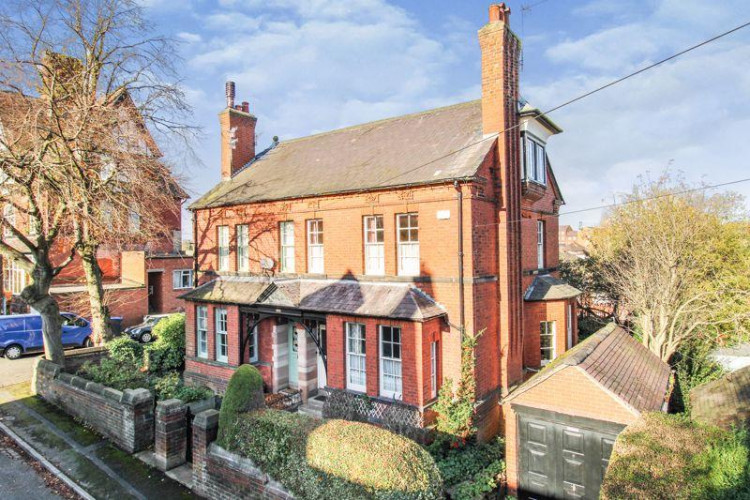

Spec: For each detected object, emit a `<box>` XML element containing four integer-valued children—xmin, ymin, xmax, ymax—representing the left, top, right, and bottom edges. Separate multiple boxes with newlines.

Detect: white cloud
<box><xmin>176</xmin><ymin>32</ymin><xmax>202</xmax><ymax>43</ymax></box>
<box><xmin>185</xmin><ymin>0</ymin><xmax>471</xmax><ymax>144</ymax></box>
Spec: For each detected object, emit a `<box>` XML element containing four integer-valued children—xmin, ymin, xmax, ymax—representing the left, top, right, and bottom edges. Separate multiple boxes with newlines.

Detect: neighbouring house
<box><xmin>503</xmin><ymin>323</ymin><xmax>672</xmax><ymax>498</ymax></box>
<box><xmin>183</xmin><ymin>1</ymin><xmax>581</xmax><ymax>445</ymax></box>
<box><xmin>691</xmin><ymin>366</ymin><xmax>750</xmax><ymax>431</ymax></box>
<box><xmin>0</xmin><ymin>56</ymin><xmax>193</xmax><ymax>327</ymax></box>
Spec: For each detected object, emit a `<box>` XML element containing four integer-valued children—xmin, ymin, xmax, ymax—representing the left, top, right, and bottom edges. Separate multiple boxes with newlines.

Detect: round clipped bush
<box><xmin>218</xmin><ymin>364</ymin><xmax>265</xmax><ymax>443</ymax></box>
<box><xmin>307</xmin><ymin>419</ymin><xmax>443</xmax><ymax>499</ymax></box>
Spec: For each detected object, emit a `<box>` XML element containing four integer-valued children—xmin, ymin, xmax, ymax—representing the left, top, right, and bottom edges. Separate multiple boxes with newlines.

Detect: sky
<box><xmin>136</xmin><ymin>0</ymin><xmax>750</xmax><ymax>234</ymax></box>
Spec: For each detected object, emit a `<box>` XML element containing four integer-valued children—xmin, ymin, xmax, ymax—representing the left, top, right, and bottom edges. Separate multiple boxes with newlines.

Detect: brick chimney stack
<box><xmin>478</xmin><ymin>3</ymin><xmax>524</xmax><ymax>390</ymax></box>
<box><xmin>220</xmin><ymin>81</ymin><xmax>257</xmax><ymax>180</ymax></box>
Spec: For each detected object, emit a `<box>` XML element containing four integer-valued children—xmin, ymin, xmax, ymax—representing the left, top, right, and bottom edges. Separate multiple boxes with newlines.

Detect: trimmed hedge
<box><xmin>220</xmin><ymin>409</ymin><xmax>443</xmax><ymax>499</ymax></box>
<box><xmin>218</xmin><ymin>364</ymin><xmax>265</xmax><ymax>443</ymax></box>
<box><xmin>602</xmin><ymin>413</ymin><xmax>750</xmax><ymax>499</ymax></box>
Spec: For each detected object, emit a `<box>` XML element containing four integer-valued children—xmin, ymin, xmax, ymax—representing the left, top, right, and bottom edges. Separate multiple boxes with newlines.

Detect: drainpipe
<box><xmin>192</xmin><ymin>210</ymin><xmax>198</xmax><ymax>283</ymax></box>
<box><xmin>454</xmin><ymin>181</ymin><xmax>465</xmax><ymax>339</ymax></box>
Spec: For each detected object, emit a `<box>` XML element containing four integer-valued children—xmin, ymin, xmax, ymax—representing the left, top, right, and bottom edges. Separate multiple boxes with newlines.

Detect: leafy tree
<box><xmin>590</xmin><ymin>173</ymin><xmax>750</xmax><ymax>363</ymax></box>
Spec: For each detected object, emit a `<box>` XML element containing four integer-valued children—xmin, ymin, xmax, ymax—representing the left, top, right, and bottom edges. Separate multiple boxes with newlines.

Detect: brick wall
<box><xmin>502</xmin><ymin>366</ymin><xmax>639</xmax><ymax>493</ymax></box>
<box><xmin>62</xmin><ymin>346</ymin><xmax>108</xmax><ymax>373</ymax></box>
<box><xmin>192</xmin><ymin>409</ymin><xmax>293</xmax><ymax>500</ymax></box>
<box><xmin>34</xmin><ymin>359</ymin><xmax>154</xmax><ymax>453</ymax></box>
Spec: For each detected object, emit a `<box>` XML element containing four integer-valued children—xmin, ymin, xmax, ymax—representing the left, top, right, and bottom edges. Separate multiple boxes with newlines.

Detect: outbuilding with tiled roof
<box><xmin>502</xmin><ymin>323</ymin><xmax>672</xmax><ymax>499</ymax></box>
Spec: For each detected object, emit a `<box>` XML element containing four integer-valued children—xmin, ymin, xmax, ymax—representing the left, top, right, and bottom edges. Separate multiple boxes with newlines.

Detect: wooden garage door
<box><xmin>516</xmin><ymin>405</ymin><xmax>625</xmax><ymax>500</ymax></box>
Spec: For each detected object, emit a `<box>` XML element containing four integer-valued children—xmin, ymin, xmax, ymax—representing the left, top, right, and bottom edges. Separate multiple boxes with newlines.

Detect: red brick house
<box><xmin>183</xmin><ymin>3</ymin><xmax>581</xmax><ymax>438</ymax></box>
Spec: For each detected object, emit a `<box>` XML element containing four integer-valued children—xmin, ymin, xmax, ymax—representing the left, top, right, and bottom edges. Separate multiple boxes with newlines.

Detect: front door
<box><xmin>317</xmin><ymin>324</ymin><xmax>327</xmax><ymax>390</ymax></box>
<box><xmin>288</xmin><ymin>323</ymin><xmax>298</xmax><ymax>388</ymax></box>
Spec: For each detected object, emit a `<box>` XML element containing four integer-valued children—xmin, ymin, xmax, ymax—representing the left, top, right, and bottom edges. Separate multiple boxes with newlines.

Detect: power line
<box><xmin>469</xmin><ymin>176</ymin><xmax>750</xmax><ymax>230</ymax></box>
<box><xmin>559</xmin><ymin>177</ymin><xmax>750</xmax><ymax>216</ymax></box>
<box><xmin>371</xmin><ymin>19</ymin><xmax>750</xmax><ymax>189</ymax></box>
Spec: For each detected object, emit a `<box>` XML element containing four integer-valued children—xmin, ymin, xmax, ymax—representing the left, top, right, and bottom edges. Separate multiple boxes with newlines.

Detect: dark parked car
<box><xmin>0</xmin><ymin>312</ymin><xmax>93</xmax><ymax>360</ymax></box>
<box><xmin>124</xmin><ymin>314</ymin><xmax>171</xmax><ymax>343</ymax></box>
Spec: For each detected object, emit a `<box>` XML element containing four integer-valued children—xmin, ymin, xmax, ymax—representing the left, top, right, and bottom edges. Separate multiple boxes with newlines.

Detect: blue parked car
<box><xmin>0</xmin><ymin>312</ymin><xmax>94</xmax><ymax>360</ymax></box>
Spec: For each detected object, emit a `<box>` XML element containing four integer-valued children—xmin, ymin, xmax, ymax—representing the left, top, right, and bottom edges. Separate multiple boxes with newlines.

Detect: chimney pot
<box><xmin>489</xmin><ymin>3</ymin><xmax>510</xmax><ymax>23</ymax></box>
<box><xmin>225</xmin><ymin>81</ymin><xmax>236</xmax><ymax>108</ymax></box>
<box><xmin>241</xmin><ymin>101</ymin><xmax>249</xmax><ymax>113</ymax></box>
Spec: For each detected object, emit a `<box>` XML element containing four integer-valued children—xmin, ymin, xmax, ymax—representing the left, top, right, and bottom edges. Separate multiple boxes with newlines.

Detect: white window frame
<box><xmin>537</xmin><ymin>220</ymin><xmax>545</xmax><ymax>269</ymax></box>
<box><xmin>307</xmin><ymin>219</ymin><xmax>324</xmax><ymax>274</ymax></box>
<box><xmin>364</xmin><ymin>215</ymin><xmax>385</xmax><ymax>276</ymax></box>
<box><xmin>248</xmin><ymin>324</ymin><xmax>259</xmax><ymax>363</ymax></box>
<box><xmin>196</xmin><ymin>306</ymin><xmax>208</xmax><ymax>358</ymax></box>
<box><xmin>237</xmin><ymin>224</ymin><xmax>249</xmax><ymax>272</ymax></box>
<box><xmin>397</xmin><ymin>213</ymin><xmax>419</xmax><ymax>276</ymax></box>
<box><xmin>567</xmin><ymin>303</ymin><xmax>573</xmax><ymax>350</ymax></box>
<box><xmin>3</xmin><ymin>204</ymin><xmax>15</xmax><ymax>238</ymax></box>
<box><xmin>346</xmin><ymin>322</ymin><xmax>366</xmax><ymax>393</ymax></box>
<box><xmin>524</xmin><ymin>135</ymin><xmax>547</xmax><ymax>185</ymax></box>
<box><xmin>3</xmin><ymin>259</ymin><xmax>27</xmax><ymax>295</ymax></box>
<box><xmin>280</xmin><ymin>221</ymin><xmax>295</xmax><ymax>273</ymax></box>
<box><xmin>217</xmin><ymin>226</ymin><xmax>230</xmax><ymax>271</ymax></box>
<box><xmin>540</xmin><ymin>321</ymin><xmax>556</xmax><ymax>365</ymax></box>
<box><xmin>172</xmin><ymin>269</ymin><xmax>193</xmax><ymax>290</ymax></box>
<box><xmin>215</xmin><ymin>308</ymin><xmax>228</xmax><ymax>363</ymax></box>
<box><xmin>379</xmin><ymin>325</ymin><xmax>403</xmax><ymax>400</ymax></box>
<box><xmin>430</xmin><ymin>340</ymin><xmax>438</xmax><ymax>399</ymax></box>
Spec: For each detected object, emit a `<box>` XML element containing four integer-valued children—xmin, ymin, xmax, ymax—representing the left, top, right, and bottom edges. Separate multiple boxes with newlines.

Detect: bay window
<box><xmin>364</xmin><ymin>215</ymin><xmax>384</xmax><ymax>275</ymax></box>
<box><xmin>379</xmin><ymin>325</ymin><xmax>402</xmax><ymax>399</ymax></box>
<box><xmin>196</xmin><ymin>306</ymin><xmax>208</xmax><ymax>358</ymax></box>
<box><xmin>397</xmin><ymin>213</ymin><xmax>419</xmax><ymax>276</ymax></box>
<box><xmin>215</xmin><ymin>308</ymin><xmax>228</xmax><ymax>363</ymax></box>
<box><xmin>540</xmin><ymin>321</ymin><xmax>556</xmax><ymax>365</ymax></box>
<box><xmin>523</xmin><ymin>134</ymin><xmax>547</xmax><ymax>185</ymax></box>
<box><xmin>346</xmin><ymin>322</ymin><xmax>366</xmax><ymax>392</ymax></box>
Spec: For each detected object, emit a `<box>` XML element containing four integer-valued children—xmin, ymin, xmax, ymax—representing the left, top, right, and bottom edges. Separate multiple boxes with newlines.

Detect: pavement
<box><xmin>0</xmin><ymin>353</ymin><xmax>43</xmax><ymax>388</ymax></box>
<box><xmin>0</xmin><ymin>382</ymin><xmax>199</xmax><ymax>500</ymax></box>
<box><xmin>0</xmin><ymin>437</ymin><xmax>64</xmax><ymax>499</ymax></box>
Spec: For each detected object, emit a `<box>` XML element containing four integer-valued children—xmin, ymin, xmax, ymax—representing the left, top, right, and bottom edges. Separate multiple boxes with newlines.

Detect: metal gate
<box><xmin>515</xmin><ymin>405</ymin><xmax>625</xmax><ymax>500</ymax></box>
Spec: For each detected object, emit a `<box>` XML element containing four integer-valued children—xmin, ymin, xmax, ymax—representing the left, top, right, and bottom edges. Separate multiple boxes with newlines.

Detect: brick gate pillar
<box><xmin>154</xmin><ymin>399</ymin><xmax>188</xmax><ymax>471</ymax></box>
<box><xmin>192</xmin><ymin>409</ymin><xmax>220</xmax><ymax>495</ymax></box>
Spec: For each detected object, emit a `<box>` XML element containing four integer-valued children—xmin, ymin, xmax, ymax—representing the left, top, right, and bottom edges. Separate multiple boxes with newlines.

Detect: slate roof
<box><xmin>524</xmin><ymin>274</ymin><xmax>582</xmax><ymax>301</ymax></box>
<box><xmin>189</xmin><ymin>100</ymin><xmax>496</xmax><ymax>209</ymax></box>
<box><xmin>690</xmin><ymin>366</ymin><xmax>750</xmax><ymax>430</ymax></box>
<box><xmin>180</xmin><ymin>277</ymin><xmax>446</xmax><ymax>321</ymax></box>
<box><xmin>505</xmin><ymin>323</ymin><xmax>672</xmax><ymax>414</ymax></box>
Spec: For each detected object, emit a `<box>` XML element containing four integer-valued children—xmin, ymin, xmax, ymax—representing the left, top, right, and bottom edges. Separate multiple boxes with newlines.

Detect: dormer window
<box><xmin>523</xmin><ymin>134</ymin><xmax>547</xmax><ymax>185</ymax></box>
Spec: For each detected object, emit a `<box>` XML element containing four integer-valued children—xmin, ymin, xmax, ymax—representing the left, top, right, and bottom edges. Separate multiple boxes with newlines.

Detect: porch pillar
<box><xmin>272</xmin><ymin>322</ymin><xmax>289</xmax><ymax>392</ymax></box>
<box><xmin>297</xmin><ymin>324</ymin><xmax>318</xmax><ymax>401</ymax></box>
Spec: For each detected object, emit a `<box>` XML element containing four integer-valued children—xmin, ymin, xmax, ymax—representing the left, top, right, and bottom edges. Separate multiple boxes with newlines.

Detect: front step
<box><xmin>298</xmin><ymin>394</ymin><xmax>326</xmax><ymax>419</ymax></box>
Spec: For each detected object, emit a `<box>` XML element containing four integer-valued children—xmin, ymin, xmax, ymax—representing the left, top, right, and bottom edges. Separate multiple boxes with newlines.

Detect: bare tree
<box><xmin>0</xmin><ymin>0</ymin><xmax>195</xmax><ymax>345</ymax></box>
<box><xmin>0</xmin><ymin>91</ymin><xmax>76</xmax><ymax>364</ymax></box>
<box><xmin>591</xmin><ymin>174</ymin><xmax>750</xmax><ymax>362</ymax></box>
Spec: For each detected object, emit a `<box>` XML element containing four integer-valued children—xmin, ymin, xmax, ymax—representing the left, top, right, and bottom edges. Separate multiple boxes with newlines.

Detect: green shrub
<box><xmin>602</xmin><ymin>413</ymin><xmax>750</xmax><ymax>499</ymax></box>
<box><xmin>218</xmin><ymin>364</ymin><xmax>265</xmax><ymax>443</ymax></box>
<box><xmin>146</xmin><ymin>314</ymin><xmax>186</xmax><ymax>373</ymax></box>
<box><xmin>78</xmin><ymin>357</ymin><xmax>149</xmax><ymax>392</ymax></box>
<box><xmin>107</xmin><ymin>336</ymin><xmax>144</xmax><ymax>366</ymax></box>
<box><xmin>151</xmin><ymin>371</ymin><xmax>212</xmax><ymax>403</ymax></box>
<box><xmin>151</xmin><ymin>314</ymin><xmax>185</xmax><ymax>349</ymax></box>
<box><xmin>222</xmin><ymin>409</ymin><xmax>443</xmax><ymax>500</ymax></box>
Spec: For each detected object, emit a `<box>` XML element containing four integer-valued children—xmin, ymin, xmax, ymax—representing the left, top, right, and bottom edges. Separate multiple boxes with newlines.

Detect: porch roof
<box><xmin>180</xmin><ymin>276</ymin><xmax>446</xmax><ymax>321</ymax></box>
<box><xmin>524</xmin><ymin>274</ymin><xmax>581</xmax><ymax>302</ymax></box>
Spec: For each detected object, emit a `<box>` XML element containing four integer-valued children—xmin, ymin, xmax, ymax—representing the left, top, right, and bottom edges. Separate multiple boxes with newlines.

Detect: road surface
<box><xmin>0</xmin><ymin>354</ymin><xmax>42</xmax><ymax>388</ymax></box>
